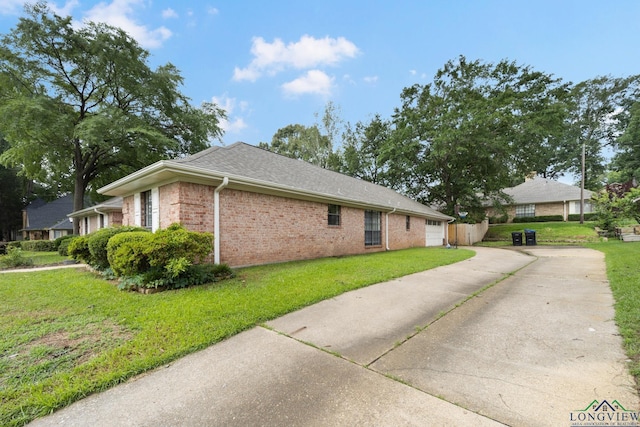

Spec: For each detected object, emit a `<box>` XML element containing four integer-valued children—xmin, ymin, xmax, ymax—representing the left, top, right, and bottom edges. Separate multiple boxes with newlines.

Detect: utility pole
<box><xmin>580</xmin><ymin>142</ymin><xmax>585</xmax><ymax>224</ymax></box>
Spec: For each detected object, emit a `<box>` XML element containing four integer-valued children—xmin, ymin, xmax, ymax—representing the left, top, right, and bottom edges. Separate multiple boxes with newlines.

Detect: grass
<box><xmin>480</xmin><ymin>221</ymin><xmax>601</xmax><ymax>245</ymax></box>
<box><xmin>586</xmin><ymin>240</ymin><xmax>640</xmax><ymax>388</ymax></box>
<box><xmin>0</xmin><ymin>251</ymin><xmax>70</xmax><ymax>269</ymax></box>
<box><xmin>0</xmin><ymin>246</ymin><xmax>473</xmax><ymax>427</ymax></box>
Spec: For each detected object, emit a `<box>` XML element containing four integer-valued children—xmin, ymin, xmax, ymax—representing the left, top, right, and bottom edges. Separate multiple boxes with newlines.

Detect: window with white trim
<box><xmin>364</xmin><ymin>210</ymin><xmax>381</xmax><ymax>246</ymax></box>
<box><xmin>328</xmin><ymin>204</ymin><xmax>341</xmax><ymax>226</ymax></box>
<box><xmin>515</xmin><ymin>204</ymin><xmax>535</xmax><ymax>218</ymax></box>
<box><xmin>142</xmin><ymin>190</ymin><xmax>152</xmax><ymax>229</ymax></box>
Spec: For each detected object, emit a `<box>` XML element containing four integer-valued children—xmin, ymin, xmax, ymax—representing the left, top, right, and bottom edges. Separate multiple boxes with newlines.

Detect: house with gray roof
<box><xmin>68</xmin><ymin>197</ymin><xmax>124</xmax><ymax>235</ymax></box>
<box><xmin>485</xmin><ymin>175</ymin><xmax>595</xmax><ymax>222</ymax></box>
<box><xmin>98</xmin><ymin>142</ymin><xmax>453</xmax><ymax>267</ymax></box>
<box><xmin>21</xmin><ymin>194</ymin><xmax>74</xmax><ymax>240</ymax></box>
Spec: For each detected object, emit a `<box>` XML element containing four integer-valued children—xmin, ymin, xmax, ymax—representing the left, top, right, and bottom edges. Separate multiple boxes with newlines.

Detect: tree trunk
<box><xmin>72</xmin><ymin>170</ymin><xmax>85</xmax><ymax>235</ymax></box>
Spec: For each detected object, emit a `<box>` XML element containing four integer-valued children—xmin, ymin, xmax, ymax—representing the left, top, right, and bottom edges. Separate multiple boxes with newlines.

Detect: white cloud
<box><xmin>0</xmin><ymin>0</ymin><xmax>27</xmax><ymax>15</ymax></box>
<box><xmin>233</xmin><ymin>35</ymin><xmax>359</xmax><ymax>82</ymax></box>
<box><xmin>162</xmin><ymin>8</ymin><xmax>178</xmax><ymax>19</ymax></box>
<box><xmin>212</xmin><ymin>94</ymin><xmax>249</xmax><ymax>134</ymax></box>
<box><xmin>208</xmin><ymin>7</ymin><xmax>219</xmax><ymax>15</ymax></box>
<box><xmin>282</xmin><ymin>70</ymin><xmax>334</xmax><ymax>97</ymax></box>
<box><xmin>363</xmin><ymin>76</ymin><xmax>378</xmax><ymax>84</ymax></box>
<box><xmin>409</xmin><ymin>69</ymin><xmax>417</xmax><ymax>76</ymax></box>
<box><xmin>82</xmin><ymin>0</ymin><xmax>172</xmax><ymax>49</ymax></box>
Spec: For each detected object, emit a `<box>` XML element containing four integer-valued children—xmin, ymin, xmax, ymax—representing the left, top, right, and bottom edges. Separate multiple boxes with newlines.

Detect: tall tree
<box><xmin>259</xmin><ymin>124</ymin><xmax>332</xmax><ymax>168</ymax></box>
<box><xmin>565</xmin><ymin>75</ymin><xmax>640</xmax><ymax>189</ymax></box>
<box><xmin>611</xmin><ymin>100</ymin><xmax>640</xmax><ymax>182</ymax></box>
<box><xmin>0</xmin><ymin>3</ymin><xmax>225</xmax><ymax>233</ymax></box>
<box><xmin>391</xmin><ymin>56</ymin><xmax>571</xmax><ymax>218</ymax></box>
<box><xmin>338</xmin><ymin>114</ymin><xmax>392</xmax><ymax>185</ymax></box>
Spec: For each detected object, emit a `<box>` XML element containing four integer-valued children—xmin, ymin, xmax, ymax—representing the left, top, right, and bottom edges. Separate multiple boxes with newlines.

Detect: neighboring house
<box><xmin>21</xmin><ymin>194</ymin><xmax>74</xmax><ymax>240</ymax></box>
<box><xmin>485</xmin><ymin>176</ymin><xmax>595</xmax><ymax>222</ymax></box>
<box><xmin>98</xmin><ymin>142</ymin><xmax>453</xmax><ymax>267</ymax></box>
<box><xmin>68</xmin><ymin>197</ymin><xmax>124</xmax><ymax>235</ymax></box>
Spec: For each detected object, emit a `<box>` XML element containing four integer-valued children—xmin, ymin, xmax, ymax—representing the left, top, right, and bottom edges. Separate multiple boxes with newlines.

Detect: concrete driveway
<box><xmin>29</xmin><ymin>246</ymin><xmax>639</xmax><ymax>426</ymax></box>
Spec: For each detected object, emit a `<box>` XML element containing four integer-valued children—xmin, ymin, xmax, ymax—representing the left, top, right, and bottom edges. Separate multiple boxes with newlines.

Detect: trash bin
<box><xmin>511</xmin><ymin>231</ymin><xmax>523</xmax><ymax>246</ymax></box>
<box><xmin>524</xmin><ymin>229</ymin><xmax>537</xmax><ymax>246</ymax></box>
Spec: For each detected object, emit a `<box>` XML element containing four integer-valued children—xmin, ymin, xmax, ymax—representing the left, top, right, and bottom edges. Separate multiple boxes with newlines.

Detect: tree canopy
<box><xmin>390</xmin><ymin>56</ymin><xmax>572</xmax><ymax>218</ymax></box>
<box><xmin>0</xmin><ymin>3</ymin><xmax>225</xmax><ymax>232</ymax></box>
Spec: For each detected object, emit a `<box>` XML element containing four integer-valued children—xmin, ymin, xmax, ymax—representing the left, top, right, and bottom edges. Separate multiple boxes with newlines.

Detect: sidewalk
<box><xmin>28</xmin><ymin>247</ymin><xmax>639</xmax><ymax>426</ymax></box>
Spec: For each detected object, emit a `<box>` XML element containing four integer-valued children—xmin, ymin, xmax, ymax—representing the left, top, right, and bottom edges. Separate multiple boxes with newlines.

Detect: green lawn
<box><xmin>0</xmin><ymin>247</ymin><xmax>473</xmax><ymax>427</ymax></box>
<box><xmin>481</xmin><ymin>221</ymin><xmax>601</xmax><ymax>245</ymax></box>
<box><xmin>0</xmin><ymin>251</ymin><xmax>70</xmax><ymax>269</ymax></box>
<box><xmin>587</xmin><ymin>240</ymin><xmax>640</xmax><ymax>386</ymax></box>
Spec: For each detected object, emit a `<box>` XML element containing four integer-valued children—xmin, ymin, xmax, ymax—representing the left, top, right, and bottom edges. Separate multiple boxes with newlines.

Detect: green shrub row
<box><xmin>67</xmin><ymin>223</ymin><xmax>230</xmax><ymax>291</ymax></box>
<box><xmin>20</xmin><ymin>240</ymin><xmax>56</xmax><ymax>251</ymax></box>
<box><xmin>513</xmin><ymin>215</ymin><xmax>564</xmax><ymax>223</ymax></box>
<box><xmin>567</xmin><ymin>213</ymin><xmax>598</xmax><ymax>221</ymax></box>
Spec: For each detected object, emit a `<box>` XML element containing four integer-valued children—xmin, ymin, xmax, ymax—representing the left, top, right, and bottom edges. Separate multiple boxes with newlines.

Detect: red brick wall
<box><xmin>122</xmin><ymin>196</ymin><xmax>134</xmax><ymax>226</ymax></box>
<box><xmin>387</xmin><ymin>214</ymin><xmax>425</xmax><ymax>249</ymax></box>
<box><xmin>120</xmin><ymin>183</ymin><xmax>430</xmax><ymax>267</ymax></box>
<box><xmin>218</xmin><ymin>189</ymin><xmax>392</xmax><ymax>266</ymax></box>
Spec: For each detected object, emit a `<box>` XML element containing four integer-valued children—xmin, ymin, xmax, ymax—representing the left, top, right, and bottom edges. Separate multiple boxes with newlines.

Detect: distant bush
<box><xmin>488</xmin><ymin>214</ymin><xmax>509</xmax><ymax>224</ymax></box>
<box><xmin>20</xmin><ymin>240</ymin><xmax>56</xmax><ymax>251</ymax></box>
<box><xmin>567</xmin><ymin>213</ymin><xmax>598</xmax><ymax>222</ymax></box>
<box><xmin>54</xmin><ymin>234</ymin><xmax>75</xmax><ymax>250</ymax></box>
<box><xmin>68</xmin><ymin>236</ymin><xmax>91</xmax><ymax>264</ymax></box>
<box><xmin>58</xmin><ymin>238</ymin><xmax>75</xmax><ymax>256</ymax></box>
<box><xmin>7</xmin><ymin>241</ymin><xmax>20</xmax><ymax>249</ymax></box>
<box><xmin>0</xmin><ymin>247</ymin><xmax>33</xmax><ymax>268</ymax></box>
<box><xmin>513</xmin><ymin>215</ymin><xmax>563</xmax><ymax>223</ymax></box>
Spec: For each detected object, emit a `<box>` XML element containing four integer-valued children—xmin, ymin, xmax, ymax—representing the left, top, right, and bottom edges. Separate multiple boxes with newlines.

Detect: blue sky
<box><xmin>1</xmin><ymin>0</ymin><xmax>639</xmax><ymax>148</ymax></box>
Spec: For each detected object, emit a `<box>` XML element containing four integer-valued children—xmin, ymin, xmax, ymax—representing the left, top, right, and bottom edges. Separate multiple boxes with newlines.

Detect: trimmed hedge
<box><xmin>567</xmin><ymin>213</ymin><xmax>598</xmax><ymax>222</ymax></box>
<box><xmin>107</xmin><ymin>231</ymin><xmax>152</xmax><ymax>277</ymax></box>
<box><xmin>513</xmin><ymin>215</ymin><xmax>564</xmax><ymax>223</ymax></box>
<box><xmin>87</xmin><ymin>226</ymin><xmax>148</xmax><ymax>270</ymax></box>
<box><xmin>20</xmin><ymin>240</ymin><xmax>55</xmax><ymax>251</ymax></box>
<box><xmin>54</xmin><ymin>234</ymin><xmax>76</xmax><ymax>250</ymax></box>
<box><xmin>67</xmin><ymin>236</ymin><xmax>91</xmax><ymax>264</ymax></box>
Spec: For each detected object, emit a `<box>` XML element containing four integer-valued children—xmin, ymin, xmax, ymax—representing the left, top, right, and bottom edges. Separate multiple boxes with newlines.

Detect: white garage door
<box><xmin>426</xmin><ymin>220</ymin><xmax>445</xmax><ymax>246</ymax></box>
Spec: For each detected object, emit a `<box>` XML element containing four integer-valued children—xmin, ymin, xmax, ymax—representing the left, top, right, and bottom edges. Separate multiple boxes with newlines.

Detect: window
<box><xmin>84</xmin><ymin>217</ymin><xmax>89</xmax><ymax>235</ymax></box>
<box><xmin>515</xmin><ymin>204</ymin><xmax>535</xmax><ymax>218</ymax></box>
<box><xmin>142</xmin><ymin>190</ymin><xmax>152</xmax><ymax>229</ymax></box>
<box><xmin>406</xmin><ymin>215</ymin><xmax>411</xmax><ymax>231</ymax></box>
<box><xmin>364</xmin><ymin>210</ymin><xmax>381</xmax><ymax>246</ymax></box>
<box><xmin>427</xmin><ymin>220</ymin><xmax>442</xmax><ymax>226</ymax></box>
<box><xmin>569</xmin><ymin>201</ymin><xmax>594</xmax><ymax>214</ymax></box>
<box><xmin>99</xmin><ymin>214</ymin><xmax>105</xmax><ymax>229</ymax></box>
<box><xmin>328</xmin><ymin>204</ymin><xmax>341</xmax><ymax>226</ymax></box>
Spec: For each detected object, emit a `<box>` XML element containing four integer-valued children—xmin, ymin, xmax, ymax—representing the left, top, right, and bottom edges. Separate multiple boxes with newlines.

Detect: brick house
<box><xmin>21</xmin><ymin>195</ymin><xmax>74</xmax><ymax>240</ymax></box>
<box><xmin>98</xmin><ymin>142</ymin><xmax>453</xmax><ymax>267</ymax></box>
<box><xmin>68</xmin><ymin>197</ymin><xmax>124</xmax><ymax>235</ymax></box>
<box><xmin>485</xmin><ymin>175</ymin><xmax>595</xmax><ymax>222</ymax></box>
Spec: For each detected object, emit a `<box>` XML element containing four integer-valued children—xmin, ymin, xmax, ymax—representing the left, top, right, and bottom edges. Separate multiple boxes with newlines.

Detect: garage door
<box><xmin>426</xmin><ymin>220</ymin><xmax>444</xmax><ymax>246</ymax></box>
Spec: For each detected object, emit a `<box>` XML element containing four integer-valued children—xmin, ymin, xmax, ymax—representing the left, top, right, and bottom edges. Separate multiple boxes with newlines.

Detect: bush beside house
<box><xmin>69</xmin><ymin>223</ymin><xmax>232</xmax><ymax>292</ymax></box>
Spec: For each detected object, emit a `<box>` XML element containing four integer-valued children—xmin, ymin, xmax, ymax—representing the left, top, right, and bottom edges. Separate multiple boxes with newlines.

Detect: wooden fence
<box><xmin>447</xmin><ymin>220</ymin><xmax>489</xmax><ymax>246</ymax></box>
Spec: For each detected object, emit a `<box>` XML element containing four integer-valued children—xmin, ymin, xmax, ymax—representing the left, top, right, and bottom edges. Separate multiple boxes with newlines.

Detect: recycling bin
<box><xmin>524</xmin><ymin>229</ymin><xmax>537</xmax><ymax>246</ymax></box>
<box><xmin>511</xmin><ymin>231</ymin><xmax>523</xmax><ymax>246</ymax></box>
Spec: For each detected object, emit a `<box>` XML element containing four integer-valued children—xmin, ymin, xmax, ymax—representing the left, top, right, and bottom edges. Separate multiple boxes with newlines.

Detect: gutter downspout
<box><xmin>446</xmin><ymin>218</ymin><xmax>455</xmax><ymax>248</ymax></box>
<box><xmin>214</xmin><ymin>177</ymin><xmax>229</xmax><ymax>264</ymax></box>
<box><xmin>386</xmin><ymin>208</ymin><xmax>397</xmax><ymax>250</ymax></box>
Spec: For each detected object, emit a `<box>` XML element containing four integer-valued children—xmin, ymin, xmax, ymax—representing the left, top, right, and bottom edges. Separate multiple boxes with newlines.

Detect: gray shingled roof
<box><xmin>69</xmin><ymin>197</ymin><xmax>123</xmax><ymax>218</ymax></box>
<box><xmin>23</xmin><ymin>194</ymin><xmax>74</xmax><ymax>231</ymax></box>
<box><xmin>171</xmin><ymin>142</ymin><xmax>451</xmax><ymax>220</ymax></box>
<box><xmin>501</xmin><ymin>177</ymin><xmax>594</xmax><ymax>204</ymax></box>
<box><xmin>102</xmin><ymin>142</ymin><xmax>451</xmax><ymax>220</ymax></box>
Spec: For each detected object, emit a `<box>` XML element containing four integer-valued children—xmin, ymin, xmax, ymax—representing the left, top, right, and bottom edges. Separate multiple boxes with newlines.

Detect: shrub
<box><xmin>567</xmin><ymin>213</ymin><xmax>598</xmax><ymax>222</ymax></box>
<box><xmin>513</xmin><ymin>215</ymin><xmax>563</xmax><ymax>223</ymax></box>
<box><xmin>0</xmin><ymin>247</ymin><xmax>34</xmax><ymax>268</ymax></box>
<box><xmin>488</xmin><ymin>214</ymin><xmax>509</xmax><ymax>224</ymax></box>
<box><xmin>7</xmin><ymin>241</ymin><xmax>20</xmax><ymax>249</ymax></box>
<box><xmin>58</xmin><ymin>238</ymin><xmax>74</xmax><ymax>256</ymax></box>
<box><xmin>20</xmin><ymin>240</ymin><xmax>55</xmax><ymax>251</ymax></box>
<box><xmin>54</xmin><ymin>234</ymin><xmax>75</xmax><ymax>250</ymax></box>
<box><xmin>87</xmin><ymin>226</ymin><xmax>148</xmax><ymax>270</ymax></box>
<box><xmin>107</xmin><ymin>231</ymin><xmax>152</xmax><ymax>277</ymax></box>
<box><xmin>108</xmin><ymin>223</ymin><xmax>217</xmax><ymax>291</ymax></box>
<box><xmin>67</xmin><ymin>236</ymin><xmax>91</xmax><ymax>264</ymax></box>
